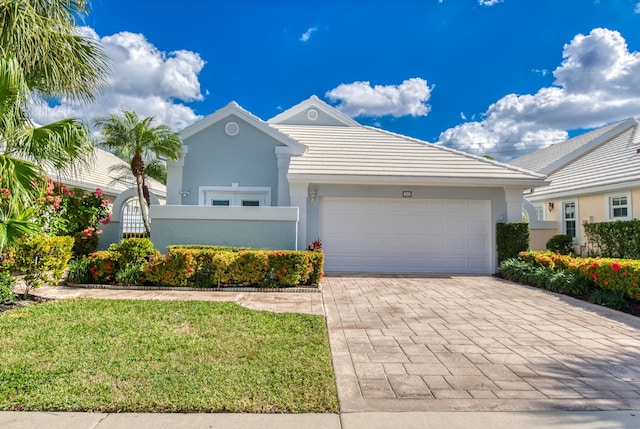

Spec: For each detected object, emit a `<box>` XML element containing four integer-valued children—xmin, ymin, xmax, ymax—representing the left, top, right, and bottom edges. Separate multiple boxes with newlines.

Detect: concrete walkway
<box><xmin>7</xmin><ymin>276</ymin><xmax>640</xmax><ymax>428</ymax></box>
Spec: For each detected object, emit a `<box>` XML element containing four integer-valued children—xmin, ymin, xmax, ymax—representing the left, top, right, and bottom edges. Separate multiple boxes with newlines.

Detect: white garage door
<box><xmin>320</xmin><ymin>197</ymin><xmax>492</xmax><ymax>274</ymax></box>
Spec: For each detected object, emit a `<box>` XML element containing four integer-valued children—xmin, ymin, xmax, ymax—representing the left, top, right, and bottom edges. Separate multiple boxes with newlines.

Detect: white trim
<box><xmin>606</xmin><ymin>191</ymin><xmax>632</xmax><ymax>221</ymax></box>
<box><xmin>268</xmin><ymin>95</ymin><xmax>360</xmax><ymax>127</ymax></box>
<box><xmin>224</xmin><ymin>121</ymin><xmax>239</xmax><ymax>136</ymax></box>
<box><xmin>151</xmin><ymin>205</ymin><xmax>299</xmax><ymax>221</ymax></box>
<box><xmin>288</xmin><ymin>174</ymin><xmax>548</xmax><ymax>187</ymax></box>
<box><xmin>527</xmin><ymin>180</ymin><xmax>640</xmax><ymax>202</ymax></box>
<box><xmin>179</xmin><ymin>101</ymin><xmax>307</xmax><ymax>154</ymax></box>
<box><xmin>198</xmin><ymin>185</ymin><xmax>272</xmax><ymax>207</ymax></box>
<box><xmin>561</xmin><ymin>200</ymin><xmax>579</xmax><ymax>243</ymax></box>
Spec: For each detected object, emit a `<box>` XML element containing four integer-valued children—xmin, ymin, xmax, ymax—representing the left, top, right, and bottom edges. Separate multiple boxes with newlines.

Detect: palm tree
<box><xmin>0</xmin><ymin>0</ymin><xmax>108</xmax><ymax>101</ymax></box>
<box><xmin>0</xmin><ymin>1</ymin><xmax>107</xmax><ymax>248</ymax></box>
<box><xmin>94</xmin><ymin>111</ymin><xmax>183</xmax><ymax>235</ymax></box>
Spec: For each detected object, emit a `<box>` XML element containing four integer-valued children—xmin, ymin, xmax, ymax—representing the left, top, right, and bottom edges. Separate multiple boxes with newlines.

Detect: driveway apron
<box><xmin>322</xmin><ymin>275</ymin><xmax>640</xmax><ymax>412</ymax></box>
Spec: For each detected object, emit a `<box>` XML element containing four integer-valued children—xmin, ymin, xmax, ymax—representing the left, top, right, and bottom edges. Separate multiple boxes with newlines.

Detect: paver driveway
<box><xmin>322</xmin><ymin>275</ymin><xmax>640</xmax><ymax>412</ymax></box>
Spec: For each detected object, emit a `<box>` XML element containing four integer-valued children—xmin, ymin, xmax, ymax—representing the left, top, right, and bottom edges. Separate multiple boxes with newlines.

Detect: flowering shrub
<box><xmin>88</xmin><ymin>251</ymin><xmax>117</xmax><ymax>283</ymax></box>
<box><xmin>518</xmin><ymin>251</ymin><xmax>640</xmax><ymax>301</ymax></box>
<box><xmin>36</xmin><ymin>179</ymin><xmax>111</xmax><ymax>256</ymax></box>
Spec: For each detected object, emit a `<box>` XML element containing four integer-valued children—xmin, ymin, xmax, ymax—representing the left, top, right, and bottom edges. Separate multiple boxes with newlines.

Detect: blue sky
<box><xmin>35</xmin><ymin>0</ymin><xmax>640</xmax><ymax>160</ymax></box>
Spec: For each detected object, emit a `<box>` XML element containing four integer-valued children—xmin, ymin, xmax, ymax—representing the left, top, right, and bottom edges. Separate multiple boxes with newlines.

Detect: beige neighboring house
<box><xmin>509</xmin><ymin>118</ymin><xmax>640</xmax><ymax>253</ymax></box>
<box><xmin>45</xmin><ymin>147</ymin><xmax>166</xmax><ymax>203</ymax></box>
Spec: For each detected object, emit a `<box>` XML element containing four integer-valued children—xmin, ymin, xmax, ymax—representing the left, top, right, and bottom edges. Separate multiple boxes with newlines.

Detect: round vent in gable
<box><xmin>225</xmin><ymin>121</ymin><xmax>240</xmax><ymax>136</ymax></box>
<box><xmin>307</xmin><ymin>108</ymin><xmax>319</xmax><ymax>121</ymax></box>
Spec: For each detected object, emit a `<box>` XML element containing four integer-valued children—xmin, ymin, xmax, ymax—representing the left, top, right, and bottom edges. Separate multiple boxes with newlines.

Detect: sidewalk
<box><xmin>1</xmin><ymin>411</ymin><xmax>639</xmax><ymax>429</ymax></box>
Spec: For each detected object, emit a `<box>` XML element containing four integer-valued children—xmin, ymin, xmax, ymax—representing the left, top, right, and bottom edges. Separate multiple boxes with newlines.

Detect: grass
<box><xmin>0</xmin><ymin>299</ymin><xmax>338</xmax><ymax>413</ymax></box>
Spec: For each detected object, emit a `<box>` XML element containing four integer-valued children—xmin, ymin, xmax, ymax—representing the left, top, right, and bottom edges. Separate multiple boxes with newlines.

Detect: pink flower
<box><xmin>53</xmin><ymin>203</ymin><xmax>60</xmax><ymax>210</ymax></box>
<box><xmin>101</xmin><ymin>198</ymin><xmax>110</xmax><ymax>206</ymax></box>
<box><xmin>94</xmin><ymin>188</ymin><xmax>103</xmax><ymax>198</ymax></box>
<box><xmin>81</xmin><ymin>227</ymin><xmax>95</xmax><ymax>237</ymax></box>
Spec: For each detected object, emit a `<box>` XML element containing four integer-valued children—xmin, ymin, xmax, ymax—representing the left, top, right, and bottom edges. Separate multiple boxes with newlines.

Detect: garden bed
<box><xmin>65</xmin><ymin>282</ymin><xmax>321</xmax><ymax>293</ymax></box>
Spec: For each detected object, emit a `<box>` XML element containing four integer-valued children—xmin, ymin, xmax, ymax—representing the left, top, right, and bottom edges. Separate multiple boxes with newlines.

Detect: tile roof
<box><xmin>273</xmin><ymin>124</ymin><xmax>546</xmax><ymax>186</ymax></box>
<box><xmin>507</xmin><ymin>118</ymin><xmax>640</xmax><ymax>199</ymax></box>
<box><xmin>45</xmin><ymin>147</ymin><xmax>166</xmax><ymax>198</ymax></box>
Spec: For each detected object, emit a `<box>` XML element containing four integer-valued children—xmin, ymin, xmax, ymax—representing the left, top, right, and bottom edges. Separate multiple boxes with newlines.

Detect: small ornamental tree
<box><xmin>36</xmin><ymin>178</ymin><xmax>111</xmax><ymax>256</ymax></box>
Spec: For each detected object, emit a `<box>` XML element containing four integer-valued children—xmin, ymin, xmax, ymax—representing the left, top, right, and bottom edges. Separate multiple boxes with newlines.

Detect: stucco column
<box><xmin>276</xmin><ymin>153</ymin><xmax>291</xmax><ymax>206</ymax></box>
<box><xmin>166</xmin><ymin>146</ymin><xmax>188</xmax><ymax>205</ymax></box>
<box><xmin>505</xmin><ymin>187</ymin><xmax>525</xmax><ymax>222</ymax></box>
<box><xmin>289</xmin><ymin>182</ymin><xmax>309</xmax><ymax>250</ymax></box>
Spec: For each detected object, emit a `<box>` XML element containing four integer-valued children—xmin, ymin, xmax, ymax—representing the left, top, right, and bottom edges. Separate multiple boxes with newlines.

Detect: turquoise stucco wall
<box><xmin>181</xmin><ymin>115</ymin><xmax>283</xmax><ymax>206</ymax></box>
<box><xmin>149</xmin><ymin>219</ymin><xmax>297</xmax><ymax>253</ymax></box>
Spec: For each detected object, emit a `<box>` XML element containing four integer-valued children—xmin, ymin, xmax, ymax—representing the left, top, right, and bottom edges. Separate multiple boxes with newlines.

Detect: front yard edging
<box><xmin>65</xmin><ymin>282</ymin><xmax>321</xmax><ymax>293</ymax></box>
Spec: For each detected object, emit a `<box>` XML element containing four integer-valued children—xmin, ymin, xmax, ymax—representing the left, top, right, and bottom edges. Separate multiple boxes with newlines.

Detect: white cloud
<box><xmin>325</xmin><ymin>78</ymin><xmax>433</xmax><ymax>118</ymax></box>
<box><xmin>438</xmin><ymin>28</ymin><xmax>640</xmax><ymax>160</ymax></box>
<box><xmin>300</xmin><ymin>26</ymin><xmax>317</xmax><ymax>42</ymax></box>
<box><xmin>635</xmin><ymin>2</ymin><xmax>640</xmax><ymax>13</ymax></box>
<box><xmin>478</xmin><ymin>0</ymin><xmax>503</xmax><ymax>5</ymax></box>
<box><xmin>31</xmin><ymin>27</ymin><xmax>206</xmax><ymax>131</ymax></box>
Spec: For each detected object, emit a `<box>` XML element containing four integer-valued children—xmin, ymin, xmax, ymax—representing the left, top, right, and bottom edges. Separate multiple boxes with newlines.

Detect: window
<box><xmin>608</xmin><ymin>194</ymin><xmax>630</xmax><ymax>220</ymax></box>
<box><xmin>533</xmin><ymin>204</ymin><xmax>544</xmax><ymax>221</ymax></box>
<box><xmin>562</xmin><ymin>201</ymin><xmax>577</xmax><ymax>241</ymax></box>
<box><xmin>200</xmin><ymin>185</ymin><xmax>271</xmax><ymax>207</ymax></box>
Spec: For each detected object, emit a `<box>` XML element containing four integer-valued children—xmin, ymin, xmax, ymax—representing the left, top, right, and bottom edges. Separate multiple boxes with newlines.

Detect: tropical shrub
<box><xmin>0</xmin><ymin>271</ymin><xmax>16</xmax><ymax>303</ymax></box>
<box><xmin>496</xmin><ymin>222</ymin><xmax>529</xmax><ymax>264</ymax></box>
<box><xmin>546</xmin><ymin>234</ymin><xmax>574</xmax><ymax>255</ymax></box>
<box><xmin>66</xmin><ymin>256</ymin><xmax>93</xmax><ymax>284</ymax></box>
<box><xmin>36</xmin><ymin>180</ymin><xmax>111</xmax><ymax>256</ymax></box>
<box><xmin>584</xmin><ymin>219</ymin><xmax>640</xmax><ymax>259</ymax></box>
<box><xmin>87</xmin><ymin>251</ymin><xmax>118</xmax><ymax>284</ymax></box>
<box><xmin>108</xmin><ymin>238</ymin><xmax>159</xmax><ymax>269</ymax></box>
<box><xmin>143</xmin><ymin>249</ymin><xmax>197</xmax><ymax>287</ymax></box>
<box><xmin>229</xmin><ymin>250</ymin><xmax>269</xmax><ymax>285</ymax></box>
<box><xmin>12</xmin><ymin>235</ymin><xmax>74</xmax><ymax>297</ymax></box>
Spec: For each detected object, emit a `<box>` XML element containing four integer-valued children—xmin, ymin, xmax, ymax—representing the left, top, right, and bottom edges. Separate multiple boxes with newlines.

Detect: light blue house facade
<box><xmin>152</xmin><ymin>96</ymin><xmax>547</xmax><ymax>274</ymax></box>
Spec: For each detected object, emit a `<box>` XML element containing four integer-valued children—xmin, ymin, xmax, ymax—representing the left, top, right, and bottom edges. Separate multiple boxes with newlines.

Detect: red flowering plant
<box><xmin>35</xmin><ymin>179</ymin><xmax>112</xmax><ymax>256</ymax></box>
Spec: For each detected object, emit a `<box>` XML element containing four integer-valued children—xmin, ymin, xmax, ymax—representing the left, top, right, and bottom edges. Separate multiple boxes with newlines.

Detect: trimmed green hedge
<box><xmin>84</xmin><ymin>242</ymin><xmax>324</xmax><ymax>288</ymax></box>
<box><xmin>584</xmin><ymin>219</ymin><xmax>640</xmax><ymax>259</ymax></box>
<box><xmin>496</xmin><ymin>222</ymin><xmax>529</xmax><ymax>264</ymax></box>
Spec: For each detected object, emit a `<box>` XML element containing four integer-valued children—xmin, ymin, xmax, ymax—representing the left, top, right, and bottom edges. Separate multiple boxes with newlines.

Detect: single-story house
<box><xmin>152</xmin><ymin>96</ymin><xmax>546</xmax><ymax>274</ymax></box>
<box><xmin>508</xmin><ymin>118</ymin><xmax>640</xmax><ymax>253</ymax></box>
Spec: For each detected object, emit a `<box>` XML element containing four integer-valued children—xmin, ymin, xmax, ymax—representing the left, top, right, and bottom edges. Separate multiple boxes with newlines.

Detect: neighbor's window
<box><xmin>609</xmin><ymin>195</ymin><xmax>629</xmax><ymax>220</ymax></box>
<box><xmin>211</xmin><ymin>200</ymin><xmax>230</xmax><ymax>206</ymax></box>
<box><xmin>534</xmin><ymin>204</ymin><xmax>544</xmax><ymax>221</ymax></box>
<box><xmin>562</xmin><ymin>201</ymin><xmax>577</xmax><ymax>241</ymax></box>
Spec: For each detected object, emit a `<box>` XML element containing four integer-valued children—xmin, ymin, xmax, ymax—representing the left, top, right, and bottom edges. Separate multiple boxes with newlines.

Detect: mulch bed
<box><xmin>0</xmin><ymin>294</ymin><xmax>51</xmax><ymax>314</ymax></box>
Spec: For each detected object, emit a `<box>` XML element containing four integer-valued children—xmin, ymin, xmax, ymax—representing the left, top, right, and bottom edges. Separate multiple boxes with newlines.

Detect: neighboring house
<box><xmin>156</xmin><ymin>96</ymin><xmax>546</xmax><ymax>274</ymax></box>
<box><xmin>508</xmin><ymin>118</ymin><xmax>640</xmax><ymax>253</ymax></box>
<box><xmin>45</xmin><ymin>147</ymin><xmax>166</xmax><ymax>203</ymax></box>
<box><xmin>47</xmin><ymin>147</ymin><xmax>167</xmax><ymax>238</ymax></box>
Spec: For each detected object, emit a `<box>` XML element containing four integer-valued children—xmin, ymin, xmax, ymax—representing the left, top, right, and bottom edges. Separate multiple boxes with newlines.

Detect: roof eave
<box><xmin>288</xmin><ymin>173</ymin><xmax>549</xmax><ymax>188</ymax></box>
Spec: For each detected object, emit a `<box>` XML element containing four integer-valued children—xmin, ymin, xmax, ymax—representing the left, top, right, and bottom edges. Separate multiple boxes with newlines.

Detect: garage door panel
<box><xmin>320</xmin><ymin>197</ymin><xmax>492</xmax><ymax>274</ymax></box>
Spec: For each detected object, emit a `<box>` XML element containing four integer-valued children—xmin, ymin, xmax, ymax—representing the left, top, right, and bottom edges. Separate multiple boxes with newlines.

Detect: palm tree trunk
<box><xmin>135</xmin><ymin>174</ymin><xmax>151</xmax><ymax>236</ymax></box>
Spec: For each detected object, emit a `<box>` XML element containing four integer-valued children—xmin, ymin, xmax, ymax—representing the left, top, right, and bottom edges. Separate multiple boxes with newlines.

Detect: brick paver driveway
<box><xmin>322</xmin><ymin>275</ymin><xmax>640</xmax><ymax>412</ymax></box>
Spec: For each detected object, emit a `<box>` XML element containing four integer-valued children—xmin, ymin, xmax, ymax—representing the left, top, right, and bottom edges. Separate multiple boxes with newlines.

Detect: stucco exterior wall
<box><xmin>180</xmin><ymin>115</ymin><xmax>282</xmax><ymax>206</ymax></box>
<box><xmin>148</xmin><ymin>205</ymin><xmax>299</xmax><ymax>252</ymax></box>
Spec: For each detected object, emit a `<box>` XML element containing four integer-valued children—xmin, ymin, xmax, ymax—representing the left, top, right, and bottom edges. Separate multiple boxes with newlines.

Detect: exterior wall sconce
<box><xmin>179</xmin><ymin>189</ymin><xmax>190</xmax><ymax>198</ymax></box>
<box><xmin>309</xmin><ymin>188</ymin><xmax>317</xmax><ymax>205</ymax></box>
<box><xmin>547</xmin><ymin>202</ymin><xmax>554</xmax><ymax>211</ymax></box>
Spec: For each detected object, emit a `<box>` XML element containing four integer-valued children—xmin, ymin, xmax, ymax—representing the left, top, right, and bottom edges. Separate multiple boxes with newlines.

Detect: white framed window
<box><xmin>533</xmin><ymin>204</ymin><xmax>545</xmax><ymax>221</ymax></box>
<box><xmin>562</xmin><ymin>200</ymin><xmax>578</xmax><ymax>242</ymax></box>
<box><xmin>607</xmin><ymin>192</ymin><xmax>631</xmax><ymax>221</ymax></box>
<box><xmin>199</xmin><ymin>184</ymin><xmax>271</xmax><ymax>207</ymax></box>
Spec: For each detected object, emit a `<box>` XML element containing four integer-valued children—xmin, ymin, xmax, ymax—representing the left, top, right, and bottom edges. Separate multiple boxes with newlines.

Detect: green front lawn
<box><xmin>0</xmin><ymin>299</ymin><xmax>338</xmax><ymax>413</ymax></box>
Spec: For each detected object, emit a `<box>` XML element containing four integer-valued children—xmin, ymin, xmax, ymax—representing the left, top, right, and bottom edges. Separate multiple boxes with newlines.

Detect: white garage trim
<box><xmin>320</xmin><ymin>197</ymin><xmax>493</xmax><ymax>274</ymax></box>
